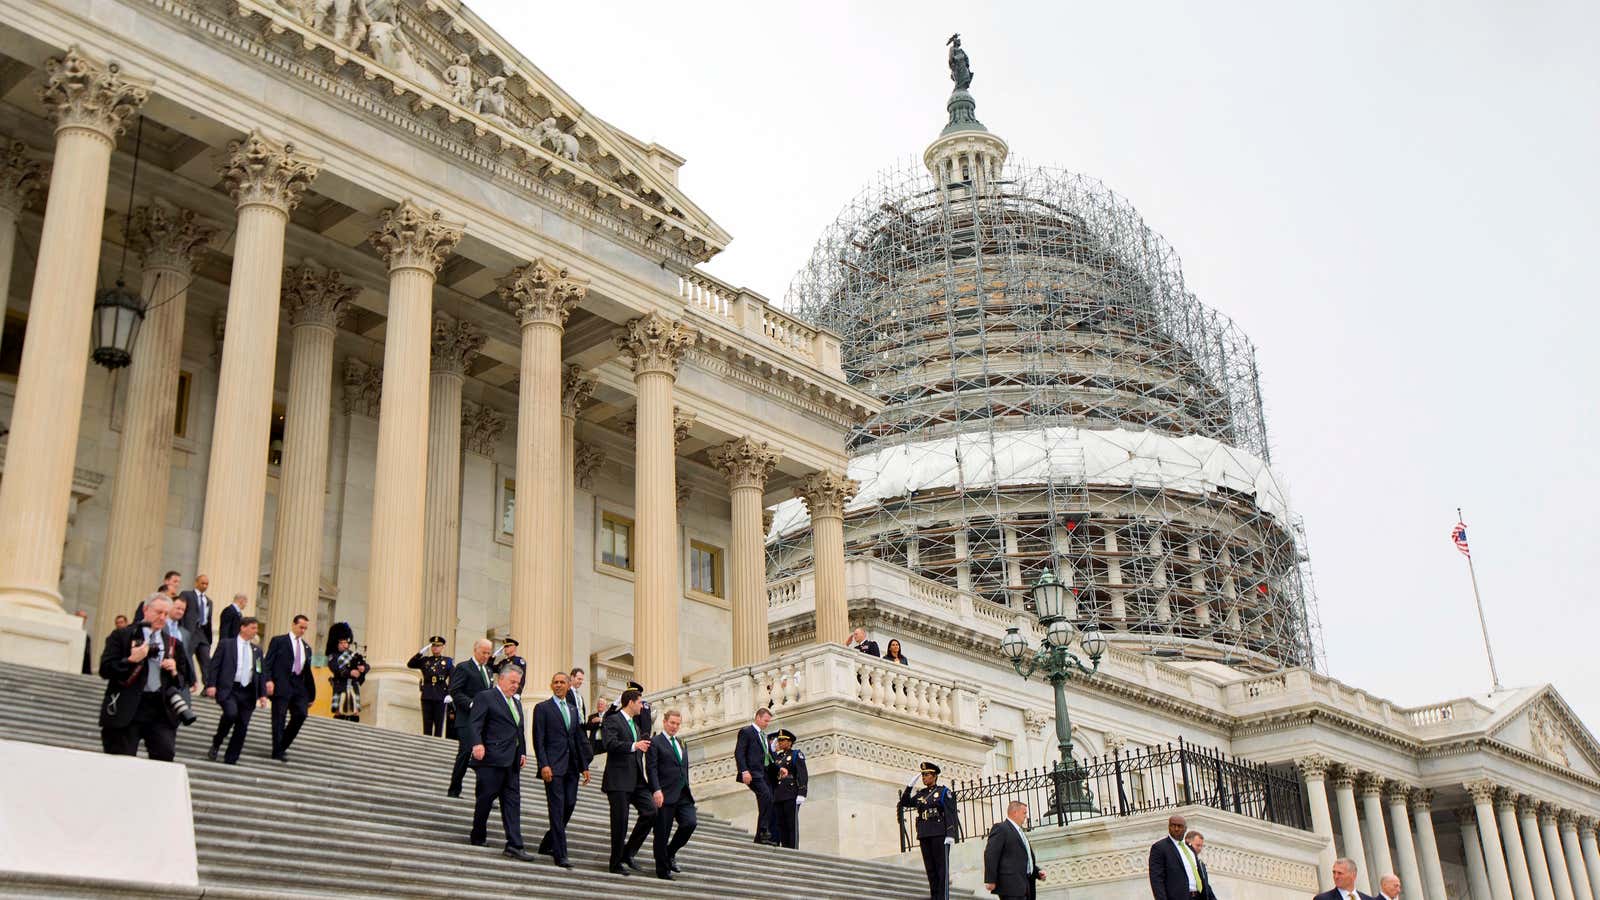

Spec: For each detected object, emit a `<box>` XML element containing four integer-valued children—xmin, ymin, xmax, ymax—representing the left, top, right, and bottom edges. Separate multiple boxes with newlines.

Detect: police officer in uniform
<box><xmin>899</xmin><ymin>761</ymin><xmax>960</xmax><ymax>900</ymax></box>
<box><xmin>407</xmin><ymin>636</ymin><xmax>454</xmax><ymax>737</ymax></box>
<box><xmin>491</xmin><ymin>638</ymin><xmax>526</xmax><ymax>683</ymax></box>
<box><xmin>766</xmin><ymin>728</ymin><xmax>808</xmax><ymax>849</ymax></box>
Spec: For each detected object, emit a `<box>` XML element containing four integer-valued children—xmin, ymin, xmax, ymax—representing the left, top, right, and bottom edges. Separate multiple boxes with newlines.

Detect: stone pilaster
<box><xmin>1331</xmin><ymin>768</ymin><xmax>1371</xmax><ymax>893</ymax></box>
<box><xmin>98</xmin><ymin>203</ymin><xmax>214</xmax><ymax>626</ymax></box>
<box><xmin>266</xmin><ymin>264</ymin><xmax>355</xmax><ymax>640</ymax></box>
<box><xmin>421</xmin><ymin>314</ymin><xmax>484</xmax><ymax>650</ymax></box>
<box><xmin>1295</xmin><ymin>755</ymin><xmax>1337</xmax><ymax>879</ymax></box>
<box><xmin>1383</xmin><ymin>781</ymin><xmax>1425</xmax><ymax>900</ymax></box>
<box><xmin>1410</xmin><ymin>787</ymin><xmax>1450</xmax><ymax>900</ymax></box>
<box><xmin>195</xmin><ymin>131</ymin><xmax>317</xmax><ymax>615</ymax></box>
<box><xmin>0</xmin><ymin>138</ymin><xmax>44</xmax><ymax>346</ymax></box>
<box><xmin>0</xmin><ymin>48</ymin><xmax>147</xmax><ymax>671</ymax></box>
<box><xmin>1358</xmin><ymin>773</ymin><xmax>1394</xmax><ymax>889</ymax></box>
<box><xmin>796</xmin><ymin>470</ymin><xmax>859</xmax><ymax>648</ymax></box>
<box><xmin>614</xmin><ymin>312</ymin><xmax>695</xmax><ymax>689</ymax></box>
<box><xmin>710</xmin><ymin>437</ymin><xmax>780</xmax><ymax>666</ymax></box>
<box><xmin>560</xmin><ymin>365</ymin><xmax>596</xmax><ymax>672</ymax></box>
<box><xmin>1466</xmin><ymin>780</ymin><xmax>1516</xmax><ymax>900</ymax></box>
<box><xmin>500</xmin><ymin>260</ymin><xmax>587</xmax><ymax>693</ymax></box>
<box><xmin>362</xmin><ymin>200</ymin><xmax>463</xmax><ymax>732</ymax></box>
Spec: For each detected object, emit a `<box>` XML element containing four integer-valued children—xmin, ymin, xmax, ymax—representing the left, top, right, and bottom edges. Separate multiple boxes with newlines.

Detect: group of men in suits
<box><xmin>1311</xmin><ymin>858</ymin><xmax>1402</xmax><ymax>900</ymax></box>
<box><xmin>1149</xmin><ymin>814</ymin><xmax>1219</xmax><ymax>900</ymax></box>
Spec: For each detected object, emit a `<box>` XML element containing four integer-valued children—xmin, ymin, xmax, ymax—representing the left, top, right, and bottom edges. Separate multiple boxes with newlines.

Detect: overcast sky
<box><xmin>471</xmin><ymin>1</ymin><xmax>1600</xmax><ymax>728</ymax></box>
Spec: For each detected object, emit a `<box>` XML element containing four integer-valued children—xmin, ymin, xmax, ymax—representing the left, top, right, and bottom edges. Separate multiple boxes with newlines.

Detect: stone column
<box><xmin>1558</xmin><ymin>811</ymin><xmax>1596</xmax><ymax>900</ymax></box>
<box><xmin>1520</xmin><ymin>796</ymin><xmax>1561</xmax><ymax>900</ymax></box>
<box><xmin>1297</xmin><ymin>755</ymin><xmax>1338</xmax><ymax>878</ymax></box>
<box><xmin>0</xmin><ymin>49</ymin><xmax>147</xmax><ymax>670</ymax></box>
<box><xmin>1411</xmin><ymin>788</ymin><xmax>1450</xmax><ymax>900</ymax></box>
<box><xmin>458</xmin><ymin>401</ymin><xmax>506</xmax><ymax>649</ymax></box>
<box><xmin>0</xmin><ymin>139</ymin><xmax>44</xmax><ymax>342</ymax></box>
<box><xmin>420</xmin><ymin>314</ymin><xmax>484</xmax><ymax>649</ymax></box>
<box><xmin>499</xmin><ymin>261</ymin><xmax>586</xmax><ymax>691</ymax></box>
<box><xmin>195</xmin><ymin>131</ymin><xmax>318</xmax><ymax>610</ymax></box>
<box><xmin>614</xmin><ymin>313</ymin><xmax>696</xmax><ymax>690</ymax></box>
<box><xmin>1467</xmin><ymin>780</ymin><xmax>1516</xmax><ymax>900</ymax></box>
<box><xmin>1385</xmin><ymin>781</ymin><xmax>1426</xmax><ymax>900</ymax></box>
<box><xmin>1498</xmin><ymin>789</ymin><xmax>1539</xmax><ymax>900</ymax></box>
<box><xmin>1359</xmin><ymin>774</ymin><xmax>1395</xmax><ymax>883</ymax></box>
<box><xmin>1460</xmin><ymin>807</ymin><xmax>1496</xmax><ymax>900</ymax></box>
<box><xmin>266</xmin><ymin>265</ymin><xmax>354</xmax><ymax>640</ymax></box>
<box><xmin>798</xmin><ymin>470</ymin><xmax>860</xmax><ymax>647</ymax></box>
<box><xmin>1331</xmin><ymin>768</ymin><xmax>1371</xmax><ymax>893</ymax></box>
<box><xmin>97</xmin><ymin>204</ymin><xmax>213</xmax><ymax>620</ymax></box>
<box><xmin>362</xmin><ymin>201</ymin><xmax>462</xmax><ymax>731</ymax></box>
<box><xmin>1578</xmin><ymin>817</ymin><xmax>1600</xmax><ymax>900</ymax></box>
<box><xmin>710</xmin><ymin>438</ymin><xmax>780</xmax><ymax>666</ymax></box>
<box><xmin>1541</xmin><ymin>805</ymin><xmax>1578</xmax><ymax>900</ymax></box>
<box><xmin>560</xmin><ymin>366</ymin><xmax>595</xmax><ymax>671</ymax></box>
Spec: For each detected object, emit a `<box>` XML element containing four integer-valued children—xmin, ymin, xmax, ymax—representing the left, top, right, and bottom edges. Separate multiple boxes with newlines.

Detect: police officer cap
<box><xmin>428</xmin><ymin>635</ymin><xmax>446</xmax><ymax>646</ymax></box>
<box><xmin>773</xmin><ymin>728</ymin><xmax>796</xmax><ymax>742</ymax></box>
<box><xmin>502</xmin><ymin>637</ymin><xmax>519</xmax><ymax>647</ymax></box>
<box><xmin>626</xmin><ymin>680</ymin><xmax>644</xmax><ymax>693</ymax></box>
<box><xmin>920</xmin><ymin>762</ymin><xmax>941</xmax><ymax>776</ymax></box>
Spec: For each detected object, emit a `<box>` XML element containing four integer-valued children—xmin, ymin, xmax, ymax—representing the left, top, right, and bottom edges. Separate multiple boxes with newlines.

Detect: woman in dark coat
<box><xmin>884</xmin><ymin>639</ymin><xmax>909</xmax><ymax>665</ymax></box>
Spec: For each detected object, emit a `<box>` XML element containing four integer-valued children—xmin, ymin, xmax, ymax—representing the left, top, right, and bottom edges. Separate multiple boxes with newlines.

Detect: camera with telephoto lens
<box><xmin>163</xmin><ymin>685</ymin><xmax>197</xmax><ymax>726</ymax></box>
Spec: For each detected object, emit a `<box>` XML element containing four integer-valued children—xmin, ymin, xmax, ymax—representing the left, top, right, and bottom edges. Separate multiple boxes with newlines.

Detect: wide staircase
<box><xmin>0</xmin><ymin>661</ymin><xmax>969</xmax><ymax>899</ymax></box>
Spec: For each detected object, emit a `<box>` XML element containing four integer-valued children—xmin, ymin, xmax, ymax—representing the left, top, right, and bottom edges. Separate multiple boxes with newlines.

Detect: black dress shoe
<box><xmin>552</xmin><ymin>858</ymin><xmax>574</xmax><ymax>869</ymax></box>
<box><xmin>469</xmin><ymin>839</ymin><xmax>486</xmax><ymax>847</ymax></box>
<box><xmin>670</xmin><ymin>861</ymin><xmax>682</xmax><ymax>873</ymax></box>
<box><xmin>504</xmin><ymin>848</ymin><xmax>535</xmax><ymax>862</ymax></box>
<box><xmin>446</xmin><ymin>789</ymin><xmax>461</xmax><ymax>798</ymax></box>
<box><xmin>623</xmin><ymin>857</ymin><xmax>642</xmax><ymax>872</ymax></box>
<box><xmin>608</xmin><ymin>865</ymin><xmax>630</xmax><ymax>876</ymax></box>
<box><xmin>656</xmin><ymin>872</ymin><xmax>675</xmax><ymax>881</ymax></box>
<box><xmin>206</xmin><ymin>745</ymin><xmax>219</xmax><ymax>761</ymax></box>
<box><xmin>272</xmin><ymin>753</ymin><xmax>288</xmax><ymax>763</ymax></box>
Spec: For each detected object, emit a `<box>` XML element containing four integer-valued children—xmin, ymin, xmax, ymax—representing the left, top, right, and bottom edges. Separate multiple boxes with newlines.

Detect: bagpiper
<box><xmin>899</xmin><ymin>761</ymin><xmax>960</xmax><ymax>900</ymax></box>
<box><xmin>407</xmin><ymin>635</ymin><xmax>454</xmax><ymax>737</ymax></box>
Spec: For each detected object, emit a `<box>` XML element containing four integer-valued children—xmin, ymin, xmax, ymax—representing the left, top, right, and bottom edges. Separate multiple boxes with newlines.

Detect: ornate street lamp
<box><xmin>1001</xmin><ymin>569</ymin><xmax>1107</xmax><ymax>817</ymax></box>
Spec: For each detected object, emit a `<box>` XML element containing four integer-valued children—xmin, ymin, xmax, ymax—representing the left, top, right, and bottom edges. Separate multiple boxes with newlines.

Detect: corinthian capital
<box><xmin>497</xmin><ymin>259</ymin><xmax>588</xmax><ymax>328</ymax></box>
<box><xmin>282</xmin><ymin>263</ymin><xmax>357</xmax><ymax>328</ymax></box>
<box><xmin>710</xmin><ymin>437</ymin><xmax>780</xmax><ymax>491</ymax></box>
<box><xmin>0</xmin><ymin>140</ymin><xmax>45</xmax><ymax>215</ymax></box>
<box><xmin>1408</xmin><ymin>786</ymin><xmax>1433</xmax><ymax>810</ymax></box>
<box><xmin>221</xmin><ymin>130</ymin><xmax>318</xmax><ymax>213</ymax></box>
<box><xmin>1463</xmin><ymin>779</ymin><xmax>1499</xmax><ymax>804</ymax></box>
<box><xmin>796</xmin><ymin>470</ymin><xmax>859</xmax><ymax>519</ymax></box>
<box><xmin>615</xmin><ymin>312</ymin><xmax>696</xmax><ymax>377</ymax></box>
<box><xmin>38</xmin><ymin>47</ymin><xmax>148</xmax><ymax>141</ymax></box>
<box><xmin>561</xmin><ymin>365</ymin><xmax>596</xmax><ymax>418</ymax></box>
<box><xmin>369</xmin><ymin>200</ymin><xmax>463</xmax><ymax>273</ymax></box>
<box><xmin>126</xmin><ymin>202</ymin><xmax>215</xmax><ymax>275</ymax></box>
<box><xmin>461</xmin><ymin>400</ymin><xmax>506</xmax><ymax>457</ymax></box>
<box><xmin>1294</xmin><ymin>754</ymin><xmax>1332</xmax><ymax>781</ymax></box>
<box><xmin>1357</xmin><ymin>773</ymin><xmax>1386</xmax><ymax>799</ymax></box>
<box><xmin>431</xmin><ymin>313</ymin><xmax>486</xmax><ymax>375</ymax></box>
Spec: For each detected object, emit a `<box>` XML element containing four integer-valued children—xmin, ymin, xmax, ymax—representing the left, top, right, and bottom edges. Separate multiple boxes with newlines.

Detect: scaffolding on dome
<box><xmin>768</xmin><ymin>157</ymin><xmax>1323</xmax><ymax>673</ymax></box>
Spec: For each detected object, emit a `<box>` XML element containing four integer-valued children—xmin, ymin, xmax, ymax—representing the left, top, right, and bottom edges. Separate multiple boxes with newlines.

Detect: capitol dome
<box><xmin>769</xmin><ymin>50</ymin><xmax>1319</xmax><ymax>672</ymax></box>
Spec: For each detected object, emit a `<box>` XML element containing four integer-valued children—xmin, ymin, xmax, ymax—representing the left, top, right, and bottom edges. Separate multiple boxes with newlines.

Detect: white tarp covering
<box><xmin>769</xmin><ymin>426</ymin><xmax>1293</xmax><ymax>537</ymax></box>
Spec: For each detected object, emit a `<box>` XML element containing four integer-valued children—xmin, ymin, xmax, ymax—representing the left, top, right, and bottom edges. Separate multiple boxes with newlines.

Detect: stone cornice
<box><xmin>682</xmin><ymin>347</ymin><xmax>871</xmax><ymax>430</ymax></box>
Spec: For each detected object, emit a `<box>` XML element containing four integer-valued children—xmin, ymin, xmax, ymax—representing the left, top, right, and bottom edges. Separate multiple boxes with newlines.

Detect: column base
<box><xmin>0</xmin><ymin>601</ymin><xmax>87</xmax><ymax>672</ymax></box>
<box><xmin>360</xmin><ymin>669</ymin><xmax>423</xmax><ymax>734</ymax></box>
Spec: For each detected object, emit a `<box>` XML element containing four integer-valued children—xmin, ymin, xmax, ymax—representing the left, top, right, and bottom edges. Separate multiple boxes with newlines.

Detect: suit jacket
<box><xmin>647</xmin><ymin>732</ymin><xmax>694</xmax><ymax>806</ymax></box>
<box><xmin>97</xmin><ymin>624</ymin><xmax>193</xmax><ymax>728</ymax></box>
<box><xmin>1149</xmin><ymin>838</ymin><xmax>1216</xmax><ymax>900</ymax></box>
<box><xmin>218</xmin><ymin>603</ymin><xmax>243</xmax><ymax>641</ymax></box>
<box><xmin>603</xmin><ymin>699</ymin><xmax>652</xmax><ymax>737</ymax></box>
<box><xmin>1313</xmin><ymin>892</ymin><xmax>1373</xmax><ymax>900</ymax></box>
<box><xmin>984</xmin><ymin>820</ymin><xmax>1042</xmax><ymax>897</ymax></box>
<box><xmin>853</xmin><ymin>639</ymin><xmax>881</xmax><ymax>657</ymax></box>
<box><xmin>263</xmin><ymin>633</ymin><xmax>317</xmax><ymax>701</ymax></box>
<box><xmin>600</xmin><ymin>711</ymin><xmax>648</xmax><ymax>792</ymax></box>
<box><xmin>449</xmin><ymin>657</ymin><xmax>497</xmax><ymax>743</ymax></box>
<box><xmin>467</xmin><ymin>689</ymin><xmax>526</xmax><ymax>769</ymax></box>
<box><xmin>205</xmin><ymin>638</ymin><xmax>265</xmax><ymax>704</ymax></box>
<box><xmin>178</xmin><ymin>589</ymin><xmax>214</xmax><ymax>645</ymax></box>
<box><xmin>733</xmin><ymin>723</ymin><xmax>769</xmax><ymax>781</ymax></box>
<box><xmin>533</xmin><ymin>695</ymin><xmax>591</xmax><ymax>778</ymax></box>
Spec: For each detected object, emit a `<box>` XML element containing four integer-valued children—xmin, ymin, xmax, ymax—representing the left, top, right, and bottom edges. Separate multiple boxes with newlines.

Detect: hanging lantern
<box><xmin>90</xmin><ymin>279</ymin><xmax>145</xmax><ymax>369</ymax></box>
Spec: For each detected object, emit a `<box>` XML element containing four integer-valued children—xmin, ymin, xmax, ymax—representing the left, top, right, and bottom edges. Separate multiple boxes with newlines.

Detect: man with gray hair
<box><xmin>1314</xmin><ymin>857</ymin><xmax>1374</xmax><ymax>900</ymax></box>
<box><xmin>447</xmin><ymin>637</ymin><xmax>497</xmax><ymax>797</ymax></box>
<box><xmin>468</xmin><ymin>664</ymin><xmax>531</xmax><ymax>860</ymax></box>
<box><xmin>1374</xmin><ymin>874</ymin><xmax>1401</xmax><ymax>899</ymax></box>
<box><xmin>219</xmin><ymin>592</ymin><xmax>249</xmax><ymax>641</ymax></box>
<box><xmin>98</xmin><ymin>594</ymin><xmax>194</xmax><ymax>761</ymax></box>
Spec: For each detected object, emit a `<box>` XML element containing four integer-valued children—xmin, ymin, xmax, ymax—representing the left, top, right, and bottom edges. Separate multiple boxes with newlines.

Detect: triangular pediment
<box><xmin>1489</xmin><ymin>687</ymin><xmax>1600</xmax><ymax>778</ymax></box>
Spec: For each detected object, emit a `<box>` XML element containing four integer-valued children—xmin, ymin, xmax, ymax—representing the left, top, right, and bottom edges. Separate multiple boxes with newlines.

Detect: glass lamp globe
<box><xmin>1000</xmin><ymin>627</ymin><xmax>1028</xmax><ymax>661</ymax></box>
<box><xmin>1079</xmin><ymin>622</ymin><xmax>1108</xmax><ymax>661</ymax></box>
<box><xmin>1046</xmin><ymin>616</ymin><xmax>1076</xmax><ymax>649</ymax></box>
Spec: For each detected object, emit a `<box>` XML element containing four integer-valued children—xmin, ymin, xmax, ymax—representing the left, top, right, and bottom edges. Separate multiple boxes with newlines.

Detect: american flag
<box><xmin>1451</xmin><ymin>522</ymin><xmax>1471</xmax><ymax>558</ymax></box>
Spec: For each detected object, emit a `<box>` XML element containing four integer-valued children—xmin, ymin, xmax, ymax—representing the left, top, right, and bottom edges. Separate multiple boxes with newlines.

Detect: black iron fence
<box><xmin>897</xmin><ymin>738</ymin><xmax>1307</xmax><ymax>852</ymax></box>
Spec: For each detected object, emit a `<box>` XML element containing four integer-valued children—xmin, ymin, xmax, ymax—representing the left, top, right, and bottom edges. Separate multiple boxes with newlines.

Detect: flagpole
<box><xmin>1459</xmin><ymin>506</ymin><xmax>1503</xmax><ymax>693</ymax></box>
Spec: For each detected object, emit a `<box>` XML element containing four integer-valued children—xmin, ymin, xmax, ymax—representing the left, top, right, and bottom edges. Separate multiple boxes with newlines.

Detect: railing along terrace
<box><xmin>897</xmin><ymin>738</ymin><xmax>1306</xmax><ymax>852</ymax></box>
<box><xmin>678</xmin><ymin>270</ymin><xmax>842</xmax><ymax>375</ymax></box>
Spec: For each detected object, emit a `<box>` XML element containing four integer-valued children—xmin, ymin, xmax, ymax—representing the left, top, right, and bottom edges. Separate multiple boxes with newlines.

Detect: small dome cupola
<box><xmin>923</xmin><ymin>34</ymin><xmax>1009</xmax><ymax>192</ymax></box>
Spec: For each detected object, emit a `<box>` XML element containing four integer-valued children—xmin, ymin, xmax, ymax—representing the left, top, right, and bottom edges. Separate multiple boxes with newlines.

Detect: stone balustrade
<box><xmin>678</xmin><ymin>270</ymin><xmax>843</xmax><ymax>377</ymax></box>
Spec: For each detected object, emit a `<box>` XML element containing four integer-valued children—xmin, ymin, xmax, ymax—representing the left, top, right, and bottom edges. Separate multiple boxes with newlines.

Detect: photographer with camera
<box><xmin>98</xmin><ymin>593</ymin><xmax>196</xmax><ymax>761</ymax></box>
<box><xmin>204</xmin><ymin>616</ymin><xmax>267</xmax><ymax>764</ymax></box>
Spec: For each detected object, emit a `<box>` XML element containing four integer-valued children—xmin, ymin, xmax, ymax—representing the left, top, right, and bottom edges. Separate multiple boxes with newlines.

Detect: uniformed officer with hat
<box><xmin>766</xmin><ymin>728</ymin><xmax>808</xmax><ymax>848</ymax></box>
<box><xmin>899</xmin><ymin>761</ymin><xmax>960</xmax><ymax>900</ymax></box>
<box><xmin>407</xmin><ymin>636</ymin><xmax>454</xmax><ymax>737</ymax></box>
<box><xmin>490</xmin><ymin>638</ymin><xmax>526</xmax><ymax>684</ymax></box>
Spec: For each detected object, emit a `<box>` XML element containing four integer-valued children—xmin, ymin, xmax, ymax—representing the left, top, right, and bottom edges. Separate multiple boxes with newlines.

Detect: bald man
<box><xmin>448</xmin><ymin>638</ymin><xmax>498</xmax><ymax>797</ymax></box>
<box><xmin>1375</xmin><ymin>874</ymin><xmax>1401</xmax><ymax>899</ymax></box>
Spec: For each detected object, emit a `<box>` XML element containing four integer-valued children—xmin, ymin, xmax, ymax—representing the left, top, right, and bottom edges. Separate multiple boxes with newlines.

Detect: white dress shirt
<box><xmin>234</xmin><ymin>637</ymin><xmax>252</xmax><ymax>686</ymax></box>
<box><xmin>1171</xmin><ymin>836</ymin><xmax>1199</xmax><ymax>891</ymax></box>
<box><xmin>1009</xmin><ymin>818</ymin><xmax>1034</xmax><ymax>875</ymax></box>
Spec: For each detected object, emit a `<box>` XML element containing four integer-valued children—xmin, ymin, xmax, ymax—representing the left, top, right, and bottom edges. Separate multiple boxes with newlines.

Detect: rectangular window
<box><xmin>601</xmin><ymin>512</ymin><xmax>633</xmax><ymax>570</ymax></box>
<box><xmin>993</xmin><ymin>736</ymin><xmax>1014</xmax><ymax>774</ymax></box>
<box><xmin>500</xmin><ymin>479</ymin><xmax>516</xmax><ymax>538</ymax></box>
<box><xmin>689</xmin><ymin>540</ymin><xmax>723</xmax><ymax>597</ymax></box>
<box><xmin>174</xmin><ymin>371</ymin><xmax>192</xmax><ymax>438</ymax></box>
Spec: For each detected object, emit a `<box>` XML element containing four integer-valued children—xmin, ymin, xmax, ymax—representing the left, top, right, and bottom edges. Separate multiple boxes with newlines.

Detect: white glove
<box><xmin>419</xmin><ymin>643</ymin><xmax>432</xmax><ymax>656</ymax></box>
<box><xmin>443</xmin><ymin>694</ymin><xmax>453</xmax><ymax>704</ymax></box>
<box><xmin>796</xmin><ymin>796</ymin><xmax>805</xmax><ymax>807</ymax></box>
<box><xmin>908</xmin><ymin>773</ymin><xmax>923</xmax><ymax>788</ymax></box>
<box><xmin>945</xmin><ymin>837</ymin><xmax>954</xmax><ymax>846</ymax></box>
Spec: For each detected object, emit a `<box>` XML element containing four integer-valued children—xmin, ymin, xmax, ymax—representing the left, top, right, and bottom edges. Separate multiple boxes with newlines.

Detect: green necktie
<box><xmin>1180</xmin><ymin>842</ymin><xmax>1200</xmax><ymax>888</ymax></box>
<box><xmin>504</xmin><ymin>693</ymin><xmax>520</xmax><ymax>727</ymax></box>
<box><xmin>626</xmin><ymin>715</ymin><xmax>638</xmax><ymax>742</ymax></box>
<box><xmin>761</xmin><ymin>729</ymin><xmax>772</xmax><ymax>765</ymax></box>
<box><xmin>557</xmin><ymin>697</ymin><xmax>571</xmax><ymax>728</ymax></box>
<box><xmin>480</xmin><ymin>662</ymin><xmax>490</xmax><ymax>687</ymax></box>
<box><xmin>671</xmin><ymin>736</ymin><xmax>683</xmax><ymax>763</ymax></box>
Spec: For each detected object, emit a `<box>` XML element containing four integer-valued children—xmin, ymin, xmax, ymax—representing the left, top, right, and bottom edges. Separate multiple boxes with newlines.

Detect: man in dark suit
<box><xmin>263</xmin><ymin>614</ymin><xmax>316</xmax><ymax>761</ymax></box>
<box><xmin>218</xmin><ymin>592</ymin><xmax>247</xmax><ymax>641</ymax></box>
<box><xmin>533</xmin><ymin>670</ymin><xmax>592</xmax><ymax>869</ymax></box>
<box><xmin>204</xmin><ymin>616</ymin><xmax>266</xmax><ymax>765</ymax></box>
<box><xmin>984</xmin><ymin>800</ymin><xmax>1046</xmax><ymax>900</ymax></box>
<box><xmin>1184</xmin><ymin>832</ymin><xmax>1220</xmax><ymax>900</ymax></box>
<box><xmin>646</xmin><ymin>709</ymin><xmax>697</xmax><ymax>879</ymax></box>
<box><xmin>734</xmin><ymin>707</ymin><xmax>778</xmax><ymax>845</ymax></box>
<box><xmin>179</xmin><ymin>574</ymin><xmax>214</xmax><ymax>685</ymax></box>
<box><xmin>99</xmin><ymin>594</ymin><xmax>194</xmax><ymax>761</ymax></box>
<box><xmin>602</xmin><ymin>679</ymin><xmax>653</xmax><ymax>736</ymax></box>
<box><xmin>601</xmin><ymin>688</ymin><xmax>656</xmax><ymax>875</ymax></box>
<box><xmin>468</xmin><ymin>664</ymin><xmax>533</xmax><ymax>861</ymax></box>
<box><xmin>448</xmin><ymin>638</ymin><xmax>497</xmax><ymax>797</ymax></box>
<box><xmin>1150</xmin><ymin>814</ymin><xmax>1211</xmax><ymax>900</ymax></box>
<box><xmin>847</xmin><ymin>626</ymin><xmax>881</xmax><ymax>656</ymax></box>
<box><xmin>1313</xmin><ymin>857</ymin><xmax>1371</xmax><ymax>900</ymax></box>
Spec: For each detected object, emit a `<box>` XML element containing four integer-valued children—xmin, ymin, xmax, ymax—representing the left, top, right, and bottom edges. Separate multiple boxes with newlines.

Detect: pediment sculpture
<box><xmin>1529</xmin><ymin>701</ymin><xmax>1572</xmax><ymax>768</ymax></box>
